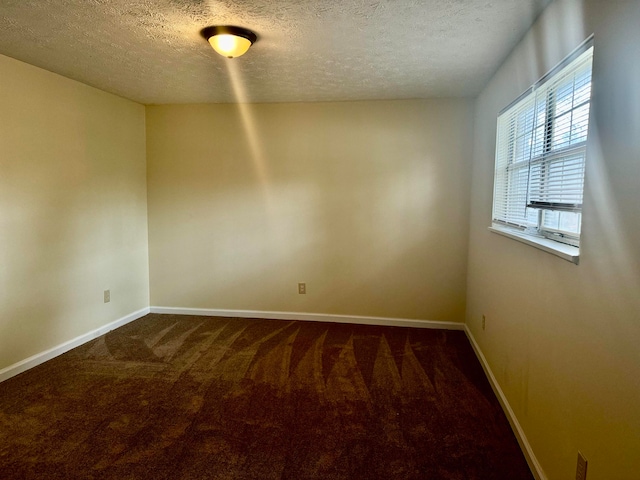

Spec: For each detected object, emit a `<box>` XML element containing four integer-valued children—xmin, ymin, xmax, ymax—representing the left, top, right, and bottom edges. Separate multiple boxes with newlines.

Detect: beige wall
<box><xmin>147</xmin><ymin>100</ymin><xmax>473</xmax><ymax>321</ymax></box>
<box><xmin>0</xmin><ymin>55</ymin><xmax>149</xmax><ymax>371</ymax></box>
<box><xmin>465</xmin><ymin>1</ymin><xmax>640</xmax><ymax>479</ymax></box>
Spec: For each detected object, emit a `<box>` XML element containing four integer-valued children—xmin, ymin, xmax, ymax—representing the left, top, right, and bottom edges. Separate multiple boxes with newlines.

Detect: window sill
<box><xmin>488</xmin><ymin>225</ymin><xmax>580</xmax><ymax>264</ymax></box>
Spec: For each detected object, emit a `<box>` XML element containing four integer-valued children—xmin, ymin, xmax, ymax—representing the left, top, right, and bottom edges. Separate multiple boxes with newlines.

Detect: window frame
<box><xmin>490</xmin><ymin>37</ymin><xmax>594</xmax><ymax>264</ymax></box>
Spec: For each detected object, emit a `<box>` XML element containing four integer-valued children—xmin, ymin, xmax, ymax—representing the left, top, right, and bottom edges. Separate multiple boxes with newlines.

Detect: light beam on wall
<box><xmin>224</xmin><ymin>60</ymin><xmax>273</xmax><ymax>213</ymax></box>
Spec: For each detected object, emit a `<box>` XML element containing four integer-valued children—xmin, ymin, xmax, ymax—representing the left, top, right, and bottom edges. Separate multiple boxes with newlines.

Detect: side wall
<box><xmin>465</xmin><ymin>1</ymin><xmax>640</xmax><ymax>479</ymax></box>
<box><xmin>147</xmin><ymin>100</ymin><xmax>473</xmax><ymax>322</ymax></box>
<box><xmin>0</xmin><ymin>54</ymin><xmax>150</xmax><ymax>372</ymax></box>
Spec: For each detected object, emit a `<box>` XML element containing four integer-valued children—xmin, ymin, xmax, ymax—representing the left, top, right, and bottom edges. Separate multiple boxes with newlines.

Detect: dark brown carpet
<box><xmin>0</xmin><ymin>314</ymin><xmax>533</xmax><ymax>479</ymax></box>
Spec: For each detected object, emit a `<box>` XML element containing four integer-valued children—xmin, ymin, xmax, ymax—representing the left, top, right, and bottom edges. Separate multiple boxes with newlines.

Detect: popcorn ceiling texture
<box><xmin>0</xmin><ymin>0</ymin><xmax>549</xmax><ymax>104</ymax></box>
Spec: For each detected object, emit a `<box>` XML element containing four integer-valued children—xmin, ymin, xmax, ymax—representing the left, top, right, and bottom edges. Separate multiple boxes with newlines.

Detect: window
<box><xmin>491</xmin><ymin>39</ymin><xmax>594</xmax><ymax>263</ymax></box>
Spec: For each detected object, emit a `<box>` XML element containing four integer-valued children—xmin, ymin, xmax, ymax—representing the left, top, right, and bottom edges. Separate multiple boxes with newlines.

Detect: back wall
<box><xmin>146</xmin><ymin>99</ymin><xmax>473</xmax><ymax>322</ymax></box>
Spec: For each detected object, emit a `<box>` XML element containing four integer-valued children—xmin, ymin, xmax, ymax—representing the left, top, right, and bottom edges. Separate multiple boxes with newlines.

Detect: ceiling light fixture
<box><xmin>201</xmin><ymin>26</ymin><xmax>257</xmax><ymax>59</ymax></box>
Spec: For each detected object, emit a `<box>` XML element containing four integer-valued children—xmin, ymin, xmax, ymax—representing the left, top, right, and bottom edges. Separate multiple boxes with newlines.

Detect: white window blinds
<box><xmin>492</xmin><ymin>43</ymin><xmax>594</xmax><ymax>243</ymax></box>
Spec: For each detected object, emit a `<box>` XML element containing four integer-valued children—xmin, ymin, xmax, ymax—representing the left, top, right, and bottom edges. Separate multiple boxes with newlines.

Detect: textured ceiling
<box><xmin>0</xmin><ymin>0</ymin><xmax>550</xmax><ymax>104</ymax></box>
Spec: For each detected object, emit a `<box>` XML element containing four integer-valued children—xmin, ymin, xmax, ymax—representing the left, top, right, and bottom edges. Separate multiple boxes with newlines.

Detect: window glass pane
<box><xmin>543</xmin><ymin>211</ymin><xmax>581</xmax><ymax>234</ymax></box>
<box><xmin>574</xmin><ymin>70</ymin><xmax>592</xmax><ymax>105</ymax></box>
<box><xmin>543</xmin><ymin>210</ymin><xmax>560</xmax><ymax>229</ymax></box>
<box><xmin>561</xmin><ymin>212</ymin><xmax>581</xmax><ymax>233</ymax></box>
<box><xmin>514</xmin><ymin>106</ymin><xmax>535</xmax><ymax>163</ymax></box>
<box><xmin>516</xmin><ymin>106</ymin><xmax>535</xmax><ymax>137</ymax></box>
<box><xmin>532</xmin><ymin>125</ymin><xmax>546</xmax><ymax>157</ymax></box>
<box><xmin>552</xmin><ymin>111</ymin><xmax>572</xmax><ymax>149</ymax></box>
<box><xmin>504</xmin><ymin>164</ymin><xmax>537</xmax><ymax>226</ymax></box>
<box><xmin>554</xmin><ymin>79</ymin><xmax>575</xmax><ymax>116</ymax></box>
<box><xmin>525</xmin><ymin>207</ymin><xmax>539</xmax><ymax>225</ymax></box>
<box><xmin>515</xmin><ymin>133</ymin><xmax>530</xmax><ymax>163</ymax></box>
<box><xmin>535</xmin><ymin>98</ymin><xmax>547</xmax><ymax>128</ymax></box>
<box><xmin>513</xmin><ymin>98</ymin><xmax>548</xmax><ymax>163</ymax></box>
<box><xmin>570</xmin><ymin>103</ymin><xmax>591</xmax><ymax>145</ymax></box>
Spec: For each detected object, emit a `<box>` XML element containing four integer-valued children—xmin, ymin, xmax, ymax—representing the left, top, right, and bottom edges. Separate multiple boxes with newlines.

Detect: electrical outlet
<box><xmin>576</xmin><ymin>452</ymin><xmax>588</xmax><ymax>480</ymax></box>
<box><xmin>104</xmin><ymin>290</ymin><xmax>110</xmax><ymax>303</ymax></box>
<box><xmin>482</xmin><ymin>315</ymin><xmax>486</xmax><ymax>330</ymax></box>
<box><xmin>298</xmin><ymin>283</ymin><xmax>306</xmax><ymax>295</ymax></box>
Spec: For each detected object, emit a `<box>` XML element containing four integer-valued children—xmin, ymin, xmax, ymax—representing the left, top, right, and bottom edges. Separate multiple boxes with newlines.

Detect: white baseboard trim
<box><xmin>464</xmin><ymin>325</ymin><xmax>547</xmax><ymax>480</ymax></box>
<box><xmin>150</xmin><ymin>306</ymin><xmax>465</xmax><ymax>331</ymax></box>
<box><xmin>0</xmin><ymin>307</ymin><xmax>150</xmax><ymax>384</ymax></box>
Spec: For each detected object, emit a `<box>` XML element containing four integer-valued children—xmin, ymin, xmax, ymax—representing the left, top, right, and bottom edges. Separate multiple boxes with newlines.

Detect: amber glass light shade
<box><xmin>202</xmin><ymin>26</ymin><xmax>256</xmax><ymax>59</ymax></box>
